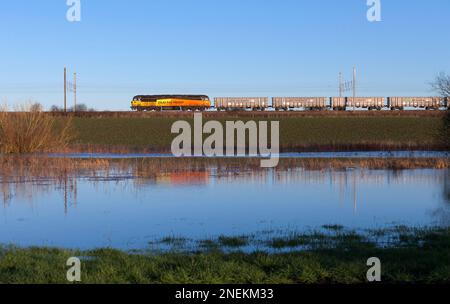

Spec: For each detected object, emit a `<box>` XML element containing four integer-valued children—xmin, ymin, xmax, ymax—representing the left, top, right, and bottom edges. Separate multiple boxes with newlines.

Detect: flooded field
<box><xmin>1</xmin><ymin>157</ymin><xmax>449</xmax><ymax>251</ymax></box>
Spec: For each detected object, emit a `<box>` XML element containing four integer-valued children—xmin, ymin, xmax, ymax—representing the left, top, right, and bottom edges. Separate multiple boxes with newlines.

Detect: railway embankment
<box><xmin>63</xmin><ymin>112</ymin><xmax>449</xmax><ymax>153</ymax></box>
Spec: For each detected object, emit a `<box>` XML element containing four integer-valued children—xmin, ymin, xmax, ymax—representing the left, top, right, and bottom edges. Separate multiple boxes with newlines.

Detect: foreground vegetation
<box><xmin>1</xmin><ymin>227</ymin><xmax>449</xmax><ymax>284</ymax></box>
<box><xmin>0</xmin><ymin>108</ymin><xmax>447</xmax><ymax>153</ymax></box>
<box><xmin>0</xmin><ymin>106</ymin><xmax>73</xmax><ymax>154</ymax></box>
<box><xmin>443</xmin><ymin>110</ymin><xmax>450</xmax><ymax>148</ymax></box>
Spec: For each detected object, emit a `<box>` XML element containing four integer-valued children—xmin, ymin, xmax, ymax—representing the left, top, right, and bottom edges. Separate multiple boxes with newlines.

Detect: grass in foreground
<box><xmin>68</xmin><ymin>115</ymin><xmax>447</xmax><ymax>152</ymax></box>
<box><xmin>1</xmin><ymin>227</ymin><xmax>449</xmax><ymax>284</ymax></box>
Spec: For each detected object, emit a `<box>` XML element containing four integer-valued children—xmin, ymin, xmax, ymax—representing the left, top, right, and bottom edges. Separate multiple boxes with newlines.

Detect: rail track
<box><xmin>48</xmin><ymin>110</ymin><xmax>448</xmax><ymax>119</ymax></box>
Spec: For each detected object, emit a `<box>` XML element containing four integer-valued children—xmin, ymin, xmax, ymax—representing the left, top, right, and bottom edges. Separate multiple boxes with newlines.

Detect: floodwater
<box><xmin>0</xmin><ymin>165</ymin><xmax>449</xmax><ymax>250</ymax></box>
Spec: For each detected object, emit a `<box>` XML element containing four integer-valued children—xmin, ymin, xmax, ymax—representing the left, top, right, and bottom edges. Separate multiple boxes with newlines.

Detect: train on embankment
<box><xmin>131</xmin><ymin>95</ymin><xmax>450</xmax><ymax>112</ymax></box>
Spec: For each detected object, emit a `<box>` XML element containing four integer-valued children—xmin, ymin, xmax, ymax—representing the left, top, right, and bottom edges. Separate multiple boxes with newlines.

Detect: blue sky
<box><xmin>0</xmin><ymin>0</ymin><xmax>449</xmax><ymax>110</ymax></box>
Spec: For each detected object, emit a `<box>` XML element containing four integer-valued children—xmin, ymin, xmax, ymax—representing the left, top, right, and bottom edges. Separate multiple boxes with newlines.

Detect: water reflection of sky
<box><xmin>1</xmin><ymin>168</ymin><xmax>449</xmax><ymax>250</ymax></box>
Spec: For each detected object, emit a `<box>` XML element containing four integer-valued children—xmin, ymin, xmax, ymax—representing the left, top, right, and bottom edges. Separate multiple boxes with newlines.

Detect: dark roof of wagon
<box><xmin>133</xmin><ymin>95</ymin><xmax>209</xmax><ymax>100</ymax></box>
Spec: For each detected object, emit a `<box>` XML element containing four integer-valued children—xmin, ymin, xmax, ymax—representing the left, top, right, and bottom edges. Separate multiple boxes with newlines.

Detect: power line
<box><xmin>338</xmin><ymin>67</ymin><xmax>357</xmax><ymax>97</ymax></box>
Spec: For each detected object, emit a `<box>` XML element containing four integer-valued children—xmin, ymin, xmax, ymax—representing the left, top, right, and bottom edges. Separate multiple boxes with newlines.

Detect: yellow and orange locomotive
<box><xmin>131</xmin><ymin>95</ymin><xmax>211</xmax><ymax>111</ymax></box>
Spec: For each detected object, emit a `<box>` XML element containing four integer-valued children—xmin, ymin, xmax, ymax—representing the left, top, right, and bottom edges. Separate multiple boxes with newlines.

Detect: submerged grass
<box><xmin>1</xmin><ymin>227</ymin><xmax>449</xmax><ymax>284</ymax></box>
<box><xmin>158</xmin><ymin>237</ymin><xmax>188</xmax><ymax>247</ymax></box>
<box><xmin>218</xmin><ymin>235</ymin><xmax>250</xmax><ymax>248</ymax></box>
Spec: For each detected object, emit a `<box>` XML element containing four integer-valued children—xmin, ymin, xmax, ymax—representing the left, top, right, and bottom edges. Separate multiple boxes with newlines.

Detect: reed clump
<box><xmin>0</xmin><ymin>156</ymin><xmax>112</xmax><ymax>183</ymax></box>
<box><xmin>0</xmin><ymin>105</ymin><xmax>73</xmax><ymax>154</ymax></box>
<box><xmin>0</xmin><ymin>157</ymin><xmax>448</xmax><ymax>182</ymax></box>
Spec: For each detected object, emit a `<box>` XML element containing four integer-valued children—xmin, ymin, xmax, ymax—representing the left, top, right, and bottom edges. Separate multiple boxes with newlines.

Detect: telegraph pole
<box><xmin>73</xmin><ymin>72</ymin><xmax>77</xmax><ymax>113</ymax></box>
<box><xmin>352</xmin><ymin>67</ymin><xmax>357</xmax><ymax>111</ymax></box>
<box><xmin>64</xmin><ymin>67</ymin><xmax>67</xmax><ymax>112</ymax></box>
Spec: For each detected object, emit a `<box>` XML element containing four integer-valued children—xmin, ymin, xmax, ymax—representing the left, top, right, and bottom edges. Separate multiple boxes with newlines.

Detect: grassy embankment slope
<box><xmin>68</xmin><ymin>113</ymin><xmax>447</xmax><ymax>153</ymax></box>
<box><xmin>1</xmin><ymin>227</ymin><xmax>449</xmax><ymax>284</ymax></box>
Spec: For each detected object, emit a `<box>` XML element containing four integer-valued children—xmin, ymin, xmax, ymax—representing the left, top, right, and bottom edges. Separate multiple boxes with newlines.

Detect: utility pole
<box><xmin>64</xmin><ymin>67</ymin><xmax>67</xmax><ymax>112</ymax></box>
<box><xmin>73</xmin><ymin>72</ymin><xmax>77</xmax><ymax>113</ymax></box>
<box><xmin>339</xmin><ymin>72</ymin><xmax>343</xmax><ymax>97</ymax></box>
<box><xmin>352</xmin><ymin>67</ymin><xmax>357</xmax><ymax>111</ymax></box>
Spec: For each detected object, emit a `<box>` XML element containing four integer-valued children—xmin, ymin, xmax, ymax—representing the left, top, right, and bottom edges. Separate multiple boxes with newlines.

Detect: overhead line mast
<box><xmin>64</xmin><ymin>67</ymin><xmax>67</xmax><ymax>113</ymax></box>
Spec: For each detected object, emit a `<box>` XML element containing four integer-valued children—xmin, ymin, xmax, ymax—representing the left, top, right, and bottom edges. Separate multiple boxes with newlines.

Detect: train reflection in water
<box><xmin>1</xmin><ymin>167</ymin><xmax>449</xmax><ymax>217</ymax></box>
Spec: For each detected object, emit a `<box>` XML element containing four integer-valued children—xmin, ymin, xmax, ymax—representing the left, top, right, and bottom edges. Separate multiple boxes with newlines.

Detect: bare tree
<box><xmin>431</xmin><ymin>72</ymin><xmax>450</xmax><ymax>97</ymax></box>
<box><xmin>50</xmin><ymin>105</ymin><xmax>63</xmax><ymax>112</ymax></box>
<box><xmin>30</xmin><ymin>103</ymin><xmax>43</xmax><ymax>112</ymax></box>
<box><xmin>431</xmin><ymin>73</ymin><xmax>450</xmax><ymax>149</ymax></box>
<box><xmin>68</xmin><ymin>103</ymin><xmax>89</xmax><ymax>112</ymax></box>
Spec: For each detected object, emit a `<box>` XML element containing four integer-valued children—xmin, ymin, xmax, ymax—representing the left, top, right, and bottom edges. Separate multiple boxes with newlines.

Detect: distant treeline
<box><xmin>26</xmin><ymin>102</ymin><xmax>95</xmax><ymax>112</ymax></box>
<box><xmin>50</xmin><ymin>103</ymin><xmax>95</xmax><ymax>112</ymax></box>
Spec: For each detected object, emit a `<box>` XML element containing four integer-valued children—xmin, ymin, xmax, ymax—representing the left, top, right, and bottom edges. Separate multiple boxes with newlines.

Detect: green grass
<box><xmin>71</xmin><ymin>117</ymin><xmax>175</xmax><ymax>151</ymax></box>
<box><xmin>1</xmin><ymin>227</ymin><xmax>449</xmax><ymax>284</ymax></box>
<box><xmin>68</xmin><ymin>116</ymin><xmax>446</xmax><ymax>152</ymax></box>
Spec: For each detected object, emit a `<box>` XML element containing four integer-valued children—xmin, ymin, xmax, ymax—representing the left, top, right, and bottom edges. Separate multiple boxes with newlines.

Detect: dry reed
<box><xmin>0</xmin><ymin>157</ymin><xmax>448</xmax><ymax>182</ymax></box>
<box><xmin>0</xmin><ymin>104</ymin><xmax>73</xmax><ymax>154</ymax></box>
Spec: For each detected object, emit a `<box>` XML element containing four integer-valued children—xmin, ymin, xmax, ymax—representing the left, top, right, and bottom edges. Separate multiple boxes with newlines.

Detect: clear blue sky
<box><xmin>0</xmin><ymin>0</ymin><xmax>449</xmax><ymax>110</ymax></box>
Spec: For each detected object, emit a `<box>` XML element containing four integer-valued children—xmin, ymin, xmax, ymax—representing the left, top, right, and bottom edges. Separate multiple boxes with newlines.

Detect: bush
<box><xmin>440</xmin><ymin>110</ymin><xmax>450</xmax><ymax>150</ymax></box>
<box><xmin>0</xmin><ymin>104</ymin><xmax>74</xmax><ymax>154</ymax></box>
<box><xmin>68</xmin><ymin>104</ymin><xmax>90</xmax><ymax>112</ymax></box>
<box><xmin>50</xmin><ymin>105</ymin><xmax>63</xmax><ymax>112</ymax></box>
<box><xmin>30</xmin><ymin>103</ymin><xmax>43</xmax><ymax>112</ymax></box>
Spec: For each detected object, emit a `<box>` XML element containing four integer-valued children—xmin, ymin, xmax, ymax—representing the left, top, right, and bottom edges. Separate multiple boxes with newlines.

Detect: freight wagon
<box><xmin>388</xmin><ymin>97</ymin><xmax>443</xmax><ymax>110</ymax></box>
<box><xmin>331</xmin><ymin>97</ymin><xmax>384</xmax><ymax>110</ymax></box>
<box><xmin>272</xmin><ymin>97</ymin><xmax>328</xmax><ymax>111</ymax></box>
<box><xmin>331</xmin><ymin>97</ymin><xmax>347</xmax><ymax>111</ymax></box>
<box><xmin>346</xmin><ymin>97</ymin><xmax>384</xmax><ymax>110</ymax></box>
<box><xmin>214</xmin><ymin>97</ymin><xmax>268</xmax><ymax>111</ymax></box>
